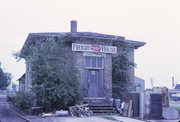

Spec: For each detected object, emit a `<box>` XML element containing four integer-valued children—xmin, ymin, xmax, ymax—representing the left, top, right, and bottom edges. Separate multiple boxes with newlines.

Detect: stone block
<box><xmin>162</xmin><ymin>107</ymin><xmax>179</xmax><ymax>120</ymax></box>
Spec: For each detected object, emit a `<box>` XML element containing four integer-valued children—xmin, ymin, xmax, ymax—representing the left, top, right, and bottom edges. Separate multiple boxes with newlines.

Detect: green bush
<box><xmin>112</xmin><ymin>44</ymin><xmax>135</xmax><ymax>100</ymax></box>
<box><xmin>6</xmin><ymin>93</ymin><xmax>16</xmax><ymax>103</ymax></box>
<box><xmin>14</xmin><ymin>92</ymin><xmax>35</xmax><ymax>113</ymax></box>
<box><xmin>15</xmin><ymin>36</ymin><xmax>82</xmax><ymax>113</ymax></box>
<box><xmin>31</xmin><ymin>62</ymin><xmax>81</xmax><ymax>112</ymax></box>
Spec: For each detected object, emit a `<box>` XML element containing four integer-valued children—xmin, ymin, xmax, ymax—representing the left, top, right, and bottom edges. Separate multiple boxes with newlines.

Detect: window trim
<box><xmin>84</xmin><ymin>57</ymin><xmax>104</xmax><ymax>69</ymax></box>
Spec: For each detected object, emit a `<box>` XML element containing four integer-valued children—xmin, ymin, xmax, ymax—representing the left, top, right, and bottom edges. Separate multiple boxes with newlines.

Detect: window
<box><xmin>85</xmin><ymin>57</ymin><xmax>104</xmax><ymax>69</ymax></box>
<box><xmin>97</xmin><ymin>58</ymin><xmax>103</xmax><ymax>68</ymax></box>
<box><xmin>92</xmin><ymin>58</ymin><xmax>96</xmax><ymax>67</ymax></box>
<box><xmin>85</xmin><ymin>57</ymin><xmax>91</xmax><ymax>67</ymax></box>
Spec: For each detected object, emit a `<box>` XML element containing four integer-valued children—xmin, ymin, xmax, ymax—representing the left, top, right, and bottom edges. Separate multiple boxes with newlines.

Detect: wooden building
<box><xmin>17</xmin><ymin>73</ymin><xmax>25</xmax><ymax>91</ymax></box>
<box><xmin>20</xmin><ymin>20</ymin><xmax>145</xmax><ymax>104</ymax></box>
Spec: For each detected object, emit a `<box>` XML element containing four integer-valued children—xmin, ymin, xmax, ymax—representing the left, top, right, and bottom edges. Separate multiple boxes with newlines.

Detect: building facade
<box><xmin>134</xmin><ymin>76</ymin><xmax>145</xmax><ymax>93</ymax></box>
<box><xmin>17</xmin><ymin>73</ymin><xmax>25</xmax><ymax>91</ymax></box>
<box><xmin>20</xmin><ymin>21</ymin><xmax>145</xmax><ymax>102</ymax></box>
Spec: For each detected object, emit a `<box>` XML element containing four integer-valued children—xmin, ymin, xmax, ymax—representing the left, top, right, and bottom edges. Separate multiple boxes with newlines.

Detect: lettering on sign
<box><xmin>72</xmin><ymin>43</ymin><xmax>117</xmax><ymax>54</ymax></box>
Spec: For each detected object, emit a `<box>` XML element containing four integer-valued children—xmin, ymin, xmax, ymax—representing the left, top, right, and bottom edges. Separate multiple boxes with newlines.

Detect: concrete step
<box><xmin>91</xmin><ymin>109</ymin><xmax>114</xmax><ymax>113</ymax></box>
<box><xmin>90</xmin><ymin>106</ymin><xmax>114</xmax><ymax>110</ymax></box>
<box><xmin>88</xmin><ymin>99</ymin><xmax>113</xmax><ymax>106</ymax></box>
<box><xmin>89</xmin><ymin>105</ymin><xmax>116</xmax><ymax>114</ymax></box>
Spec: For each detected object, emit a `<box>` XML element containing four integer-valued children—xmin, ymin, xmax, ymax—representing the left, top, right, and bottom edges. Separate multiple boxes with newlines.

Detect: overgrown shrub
<box><xmin>15</xmin><ymin>36</ymin><xmax>81</xmax><ymax>112</ymax></box>
<box><xmin>6</xmin><ymin>93</ymin><xmax>16</xmax><ymax>103</ymax></box>
<box><xmin>112</xmin><ymin>44</ymin><xmax>135</xmax><ymax>100</ymax></box>
<box><xmin>14</xmin><ymin>92</ymin><xmax>35</xmax><ymax>113</ymax></box>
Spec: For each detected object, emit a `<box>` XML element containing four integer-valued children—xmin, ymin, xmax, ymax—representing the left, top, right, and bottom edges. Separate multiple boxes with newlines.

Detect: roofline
<box><xmin>17</xmin><ymin>73</ymin><xmax>25</xmax><ymax>81</ymax></box>
<box><xmin>125</xmin><ymin>40</ymin><xmax>146</xmax><ymax>49</ymax></box>
<box><xmin>135</xmin><ymin>76</ymin><xmax>145</xmax><ymax>81</ymax></box>
<box><xmin>20</xmin><ymin>32</ymin><xmax>146</xmax><ymax>57</ymax></box>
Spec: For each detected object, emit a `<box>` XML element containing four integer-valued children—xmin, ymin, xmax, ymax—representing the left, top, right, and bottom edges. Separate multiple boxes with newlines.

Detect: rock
<box><xmin>162</xmin><ymin>107</ymin><xmax>179</xmax><ymax>119</ymax></box>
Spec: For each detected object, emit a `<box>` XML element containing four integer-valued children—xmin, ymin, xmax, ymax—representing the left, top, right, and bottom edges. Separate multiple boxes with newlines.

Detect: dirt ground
<box><xmin>27</xmin><ymin>115</ymin><xmax>180</xmax><ymax>122</ymax></box>
<box><xmin>27</xmin><ymin>115</ymin><xmax>145</xmax><ymax>122</ymax></box>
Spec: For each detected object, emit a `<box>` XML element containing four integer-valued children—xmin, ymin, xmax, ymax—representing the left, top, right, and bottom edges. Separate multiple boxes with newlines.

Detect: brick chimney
<box><xmin>71</xmin><ymin>20</ymin><xmax>77</xmax><ymax>32</ymax></box>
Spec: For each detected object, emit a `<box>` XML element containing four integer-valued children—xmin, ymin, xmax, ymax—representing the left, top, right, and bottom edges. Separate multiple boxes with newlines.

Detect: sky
<box><xmin>0</xmin><ymin>0</ymin><xmax>180</xmax><ymax>88</ymax></box>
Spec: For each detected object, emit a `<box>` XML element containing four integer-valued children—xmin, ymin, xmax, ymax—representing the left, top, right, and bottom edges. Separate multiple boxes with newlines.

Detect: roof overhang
<box><xmin>20</xmin><ymin>32</ymin><xmax>146</xmax><ymax>57</ymax></box>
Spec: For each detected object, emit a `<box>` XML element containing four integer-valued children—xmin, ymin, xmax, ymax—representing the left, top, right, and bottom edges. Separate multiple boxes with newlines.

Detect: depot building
<box><xmin>19</xmin><ymin>20</ymin><xmax>145</xmax><ymax>103</ymax></box>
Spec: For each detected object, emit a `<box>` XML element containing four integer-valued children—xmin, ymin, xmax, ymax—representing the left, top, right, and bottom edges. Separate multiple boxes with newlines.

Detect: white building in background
<box><xmin>135</xmin><ymin>77</ymin><xmax>145</xmax><ymax>93</ymax></box>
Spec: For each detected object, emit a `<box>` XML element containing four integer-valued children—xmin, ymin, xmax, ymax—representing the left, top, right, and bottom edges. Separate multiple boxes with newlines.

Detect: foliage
<box><xmin>0</xmin><ymin>62</ymin><xmax>11</xmax><ymax>90</ymax></box>
<box><xmin>16</xmin><ymin>35</ymin><xmax>81</xmax><ymax>112</ymax></box>
<box><xmin>6</xmin><ymin>93</ymin><xmax>16</xmax><ymax>103</ymax></box>
<box><xmin>112</xmin><ymin>44</ymin><xmax>135</xmax><ymax>99</ymax></box>
<box><xmin>12</xmin><ymin>83</ymin><xmax>17</xmax><ymax>92</ymax></box>
<box><xmin>14</xmin><ymin>92</ymin><xmax>35</xmax><ymax>113</ymax></box>
<box><xmin>102</xmin><ymin>115</ymin><xmax>119</xmax><ymax>121</ymax></box>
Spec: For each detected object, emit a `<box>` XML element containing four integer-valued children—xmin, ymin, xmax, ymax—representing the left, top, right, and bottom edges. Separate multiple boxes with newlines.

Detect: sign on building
<box><xmin>72</xmin><ymin>43</ymin><xmax>117</xmax><ymax>54</ymax></box>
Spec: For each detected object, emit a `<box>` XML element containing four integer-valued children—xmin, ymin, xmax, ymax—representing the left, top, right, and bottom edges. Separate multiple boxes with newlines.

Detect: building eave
<box><xmin>17</xmin><ymin>73</ymin><xmax>25</xmax><ymax>81</ymax></box>
<box><xmin>20</xmin><ymin>32</ymin><xmax>146</xmax><ymax>58</ymax></box>
<box><xmin>125</xmin><ymin>40</ymin><xmax>146</xmax><ymax>49</ymax></box>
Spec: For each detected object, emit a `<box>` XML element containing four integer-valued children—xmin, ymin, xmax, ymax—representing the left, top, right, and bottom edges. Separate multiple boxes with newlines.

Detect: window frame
<box><xmin>84</xmin><ymin>57</ymin><xmax>104</xmax><ymax>69</ymax></box>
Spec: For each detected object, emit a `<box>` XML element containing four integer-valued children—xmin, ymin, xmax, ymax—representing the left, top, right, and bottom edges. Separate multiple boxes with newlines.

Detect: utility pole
<box><xmin>172</xmin><ymin>76</ymin><xmax>175</xmax><ymax>88</ymax></box>
<box><xmin>151</xmin><ymin>77</ymin><xmax>154</xmax><ymax>89</ymax></box>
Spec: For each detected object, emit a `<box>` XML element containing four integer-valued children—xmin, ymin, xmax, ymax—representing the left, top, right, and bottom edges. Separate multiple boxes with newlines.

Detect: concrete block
<box><xmin>162</xmin><ymin>107</ymin><xmax>179</xmax><ymax>120</ymax></box>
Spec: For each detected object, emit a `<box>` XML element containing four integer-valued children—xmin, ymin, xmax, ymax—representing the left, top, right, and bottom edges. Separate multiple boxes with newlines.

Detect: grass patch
<box><xmin>100</xmin><ymin>115</ymin><xmax>120</xmax><ymax>121</ymax></box>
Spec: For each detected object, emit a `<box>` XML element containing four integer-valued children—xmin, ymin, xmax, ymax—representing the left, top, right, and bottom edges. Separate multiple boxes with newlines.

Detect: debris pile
<box><xmin>69</xmin><ymin>104</ymin><xmax>93</xmax><ymax>117</ymax></box>
<box><xmin>55</xmin><ymin>110</ymin><xmax>69</xmax><ymax>116</ymax></box>
<box><xmin>41</xmin><ymin>112</ymin><xmax>54</xmax><ymax>117</ymax></box>
<box><xmin>121</xmin><ymin>100</ymin><xmax>133</xmax><ymax>117</ymax></box>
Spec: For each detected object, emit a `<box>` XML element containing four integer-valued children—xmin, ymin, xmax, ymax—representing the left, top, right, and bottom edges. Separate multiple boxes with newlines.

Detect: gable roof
<box><xmin>17</xmin><ymin>73</ymin><xmax>25</xmax><ymax>81</ymax></box>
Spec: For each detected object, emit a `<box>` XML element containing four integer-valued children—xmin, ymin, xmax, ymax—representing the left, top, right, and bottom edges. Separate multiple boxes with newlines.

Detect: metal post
<box><xmin>172</xmin><ymin>76</ymin><xmax>175</xmax><ymax>88</ymax></box>
<box><xmin>140</xmin><ymin>93</ymin><xmax>144</xmax><ymax>119</ymax></box>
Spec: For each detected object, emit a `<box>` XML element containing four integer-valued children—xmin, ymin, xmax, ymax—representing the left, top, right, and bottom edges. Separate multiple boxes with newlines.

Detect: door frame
<box><xmin>84</xmin><ymin>56</ymin><xmax>105</xmax><ymax>98</ymax></box>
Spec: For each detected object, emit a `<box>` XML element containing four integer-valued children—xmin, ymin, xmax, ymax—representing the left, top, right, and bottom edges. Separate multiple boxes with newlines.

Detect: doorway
<box><xmin>85</xmin><ymin>56</ymin><xmax>104</xmax><ymax>97</ymax></box>
<box><xmin>87</xmin><ymin>69</ymin><xmax>100</xmax><ymax>97</ymax></box>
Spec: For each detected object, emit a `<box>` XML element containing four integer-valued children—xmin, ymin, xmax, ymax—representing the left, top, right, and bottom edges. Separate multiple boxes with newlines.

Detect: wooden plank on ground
<box><xmin>127</xmin><ymin>100</ymin><xmax>133</xmax><ymax>117</ymax></box>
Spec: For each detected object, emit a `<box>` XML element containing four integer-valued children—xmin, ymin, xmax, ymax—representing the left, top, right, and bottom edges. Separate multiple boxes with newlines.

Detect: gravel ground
<box><xmin>2</xmin><ymin>94</ymin><xmax>179</xmax><ymax>122</ymax></box>
<box><xmin>27</xmin><ymin>115</ymin><xmax>145</xmax><ymax>122</ymax></box>
<box><xmin>27</xmin><ymin>115</ymin><xmax>180</xmax><ymax>122</ymax></box>
<box><xmin>0</xmin><ymin>95</ymin><xmax>26</xmax><ymax>122</ymax></box>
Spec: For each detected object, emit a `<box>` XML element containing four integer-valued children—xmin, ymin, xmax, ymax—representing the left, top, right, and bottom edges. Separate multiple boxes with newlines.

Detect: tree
<box><xmin>15</xmin><ymin>35</ymin><xmax>81</xmax><ymax>112</ymax></box>
<box><xmin>112</xmin><ymin>44</ymin><xmax>135</xmax><ymax>100</ymax></box>
<box><xmin>12</xmin><ymin>83</ymin><xmax>17</xmax><ymax>92</ymax></box>
<box><xmin>0</xmin><ymin>62</ymin><xmax>11</xmax><ymax>90</ymax></box>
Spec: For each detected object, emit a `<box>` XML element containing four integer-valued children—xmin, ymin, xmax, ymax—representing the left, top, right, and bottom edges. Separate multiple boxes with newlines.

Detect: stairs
<box><xmin>84</xmin><ymin>97</ymin><xmax>117</xmax><ymax>114</ymax></box>
<box><xmin>89</xmin><ymin>105</ymin><xmax>116</xmax><ymax>114</ymax></box>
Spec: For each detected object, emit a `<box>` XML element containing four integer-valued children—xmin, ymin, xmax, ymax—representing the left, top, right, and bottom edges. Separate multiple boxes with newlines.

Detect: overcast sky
<box><xmin>0</xmin><ymin>0</ymin><xmax>180</xmax><ymax>88</ymax></box>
